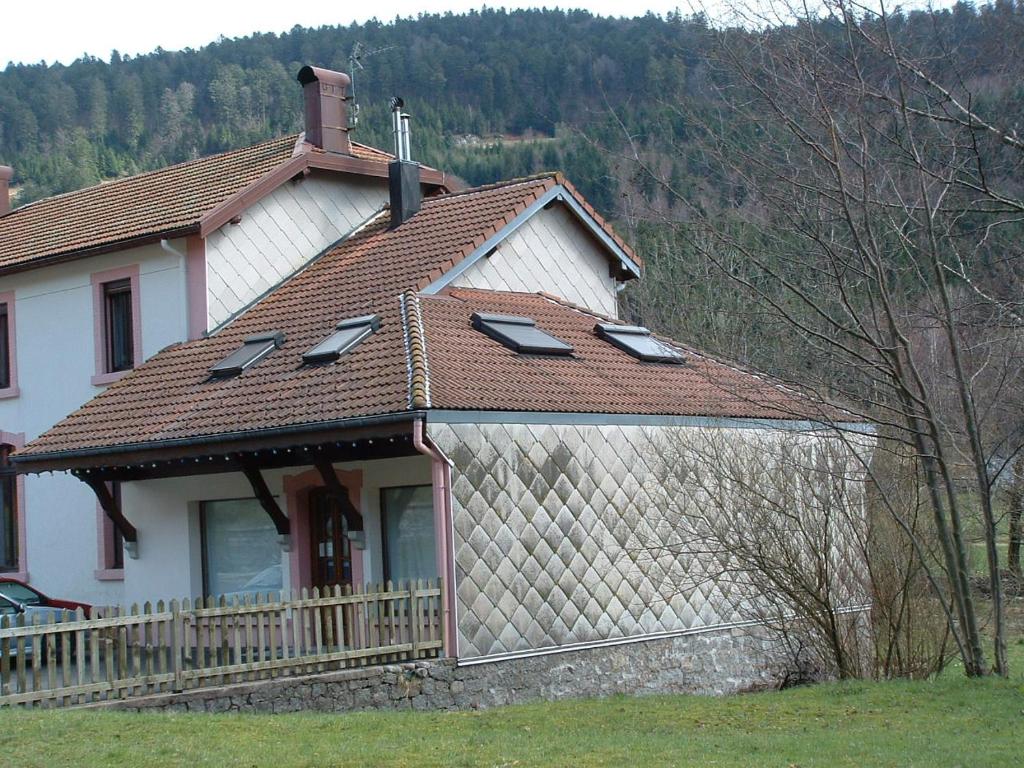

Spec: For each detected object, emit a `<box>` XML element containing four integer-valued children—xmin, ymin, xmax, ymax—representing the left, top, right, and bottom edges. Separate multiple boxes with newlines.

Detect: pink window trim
<box><xmin>283</xmin><ymin>467</ymin><xmax>364</xmax><ymax>591</ymax></box>
<box><xmin>91</xmin><ymin>265</ymin><xmax>143</xmax><ymax>387</ymax></box>
<box><xmin>95</xmin><ymin>484</ymin><xmax>124</xmax><ymax>581</ymax></box>
<box><xmin>0</xmin><ymin>291</ymin><xmax>18</xmax><ymax>400</ymax></box>
<box><xmin>0</xmin><ymin>430</ymin><xmax>28</xmax><ymax>582</ymax></box>
<box><xmin>185</xmin><ymin>236</ymin><xmax>208</xmax><ymax>341</ymax></box>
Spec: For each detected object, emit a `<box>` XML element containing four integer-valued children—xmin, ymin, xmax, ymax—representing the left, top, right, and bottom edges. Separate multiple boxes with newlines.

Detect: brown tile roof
<box><xmin>0</xmin><ymin>135</ymin><xmax>398</xmax><ymax>274</ymax></box>
<box><xmin>18</xmin><ymin>173</ymin><xmax>834</xmax><ymax>463</ymax></box>
<box><xmin>18</xmin><ymin>175</ymin><xmax>563</xmax><ymax>458</ymax></box>
<box><xmin>416</xmin><ymin>288</ymin><xmax>836</xmax><ymax>421</ymax></box>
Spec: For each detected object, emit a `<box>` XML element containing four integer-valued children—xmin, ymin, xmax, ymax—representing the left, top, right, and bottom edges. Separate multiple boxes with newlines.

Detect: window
<box><xmin>108</xmin><ymin>483</ymin><xmax>124</xmax><ymax>570</ymax></box>
<box><xmin>594</xmin><ymin>323</ymin><xmax>684</xmax><ymax>364</ymax></box>
<box><xmin>303</xmin><ymin>314</ymin><xmax>380</xmax><ymax>364</ymax></box>
<box><xmin>92</xmin><ymin>266</ymin><xmax>140</xmax><ymax>386</ymax></box>
<box><xmin>104</xmin><ymin>279</ymin><xmax>135</xmax><ymax>373</ymax></box>
<box><xmin>201</xmin><ymin>499</ymin><xmax>283</xmax><ymax>599</ymax></box>
<box><xmin>0</xmin><ymin>303</ymin><xmax>10</xmax><ymax>390</ymax></box>
<box><xmin>0</xmin><ymin>445</ymin><xmax>18</xmax><ymax>572</ymax></box>
<box><xmin>209</xmin><ymin>331</ymin><xmax>285</xmax><ymax>378</ymax></box>
<box><xmin>0</xmin><ymin>293</ymin><xmax>17</xmax><ymax>396</ymax></box>
<box><xmin>471</xmin><ymin>312</ymin><xmax>573</xmax><ymax>355</ymax></box>
<box><xmin>381</xmin><ymin>486</ymin><xmax>436</xmax><ymax>583</ymax></box>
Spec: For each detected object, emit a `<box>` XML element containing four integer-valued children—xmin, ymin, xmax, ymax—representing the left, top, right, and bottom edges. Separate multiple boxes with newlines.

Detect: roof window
<box><xmin>595</xmin><ymin>323</ymin><xmax>683</xmax><ymax>363</ymax></box>
<box><xmin>303</xmin><ymin>314</ymin><xmax>380</xmax><ymax>364</ymax></box>
<box><xmin>209</xmin><ymin>331</ymin><xmax>285</xmax><ymax>378</ymax></box>
<box><xmin>472</xmin><ymin>313</ymin><xmax>573</xmax><ymax>355</ymax></box>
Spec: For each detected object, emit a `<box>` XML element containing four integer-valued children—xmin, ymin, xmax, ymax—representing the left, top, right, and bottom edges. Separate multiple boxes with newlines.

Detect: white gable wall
<box><xmin>450</xmin><ymin>204</ymin><xmax>620</xmax><ymax>318</ymax></box>
<box><xmin>205</xmin><ymin>173</ymin><xmax>387</xmax><ymax>329</ymax></box>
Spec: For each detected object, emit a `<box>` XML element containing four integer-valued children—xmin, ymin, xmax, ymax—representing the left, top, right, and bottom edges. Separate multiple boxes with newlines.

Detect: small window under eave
<box><xmin>209</xmin><ymin>331</ymin><xmax>285</xmax><ymax>378</ymax></box>
<box><xmin>595</xmin><ymin>323</ymin><xmax>683</xmax><ymax>364</ymax></box>
<box><xmin>472</xmin><ymin>312</ymin><xmax>573</xmax><ymax>355</ymax></box>
<box><xmin>303</xmin><ymin>314</ymin><xmax>380</xmax><ymax>364</ymax></box>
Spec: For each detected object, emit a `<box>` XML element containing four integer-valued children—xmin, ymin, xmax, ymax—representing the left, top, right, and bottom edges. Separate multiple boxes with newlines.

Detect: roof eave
<box><xmin>0</xmin><ymin>225</ymin><xmax>200</xmax><ymax>278</ymax></box>
<box><xmin>13</xmin><ymin>411</ymin><xmax>424</xmax><ymax>474</ymax></box>
<box><xmin>198</xmin><ymin>152</ymin><xmax>450</xmax><ymax>239</ymax></box>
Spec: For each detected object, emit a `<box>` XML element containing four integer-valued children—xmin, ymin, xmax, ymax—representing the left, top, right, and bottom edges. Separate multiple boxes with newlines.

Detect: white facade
<box><xmin>205</xmin><ymin>174</ymin><xmax>387</xmax><ymax>329</ymax></box>
<box><xmin>451</xmin><ymin>204</ymin><xmax>620</xmax><ymax>318</ymax></box>
<box><xmin>0</xmin><ymin>171</ymin><xmax>394</xmax><ymax>605</ymax></box>
<box><xmin>0</xmin><ymin>241</ymin><xmax>190</xmax><ymax>605</ymax></box>
<box><xmin>120</xmin><ymin>455</ymin><xmax>432</xmax><ymax>606</ymax></box>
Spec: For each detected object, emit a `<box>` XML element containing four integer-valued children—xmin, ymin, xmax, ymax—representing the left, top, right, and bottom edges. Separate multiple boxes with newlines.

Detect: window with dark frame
<box><xmin>0</xmin><ymin>303</ymin><xmax>10</xmax><ymax>390</ymax></box>
<box><xmin>103</xmin><ymin>278</ymin><xmax>134</xmax><ymax>373</ymax></box>
<box><xmin>471</xmin><ymin>312</ymin><xmax>574</xmax><ymax>355</ymax></box>
<box><xmin>594</xmin><ymin>323</ymin><xmax>684</xmax><ymax>364</ymax></box>
<box><xmin>108</xmin><ymin>482</ymin><xmax>124</xmax><ymax>570</ymax></box>
<box><xmin>209</xmin><ymin>332</ymin><xmax>285</xmax><ymax>378</ymax></box>
<box><xmin>0</xmin><ymin>445</ymin><xmax>18</xmax><ymax>572</ymax></box>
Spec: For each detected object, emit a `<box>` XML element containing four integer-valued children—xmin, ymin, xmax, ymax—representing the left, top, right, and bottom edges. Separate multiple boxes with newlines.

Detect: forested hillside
<box><xmin>1</xmin><ymin>3</ymin><xmax>1022</xmax><ymax>371</ymax></box>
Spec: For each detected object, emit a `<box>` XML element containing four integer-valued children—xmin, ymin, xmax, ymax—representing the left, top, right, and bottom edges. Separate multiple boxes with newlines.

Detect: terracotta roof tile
<box><xmin>418</xmin><ymin>289</ymin><xmax>837</xmax><ymax>421</ymax></box>
<box><xmin>19</xmin><ymin>173</ymin><xmax>833</xmax><ymax>462</ymax></box>
<box><xmin>20</xmin><ymin>176</ymin><xmax>559</xmax><ymax>457</ymax></box>
<box><xmin>0</xmin><ymin>135</ymin><xmax>392</xmax><ymax>272</ymax></box>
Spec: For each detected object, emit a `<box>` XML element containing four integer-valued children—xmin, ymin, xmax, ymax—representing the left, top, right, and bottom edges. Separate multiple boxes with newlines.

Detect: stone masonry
<box><xmin>88</xmin><ymin>624</ymin><xmax>794</xmax><ymax>714</ymax></box>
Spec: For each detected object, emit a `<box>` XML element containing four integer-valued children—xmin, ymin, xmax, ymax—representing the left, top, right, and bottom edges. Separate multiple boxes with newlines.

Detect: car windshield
<box><xmin>0</xmin><ymin>583</ymin><xmax>43</xmax><ymax>606</ymax></box>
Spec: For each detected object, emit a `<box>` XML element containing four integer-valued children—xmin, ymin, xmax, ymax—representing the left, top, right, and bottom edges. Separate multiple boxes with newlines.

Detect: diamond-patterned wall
<box><xmin>429</xmin><ymin>421</ymin><xmax>869</xmax><ymax>660</ymax></box>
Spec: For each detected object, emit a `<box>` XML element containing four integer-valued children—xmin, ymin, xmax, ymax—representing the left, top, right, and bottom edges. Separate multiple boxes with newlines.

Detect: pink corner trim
<box><xmin>90</xmin><ymin>265</ymin><xmax>143</xmax><ymax>387</ymax></box>
<box><xmin>185</xmin><ymin>236</ymin><xmax>207</xmax><ymax>340</ymax></box>
<box><xmin>0</xmin><ymin>291</ymin><xmax>18</xmax><ymax>399</ymax></box>
<box><xmin>0</xmin><ymin>430</ymin><xmax>27</xmax><ymax>578</ymax></box>
<box><xmin>283</xmin><ymin>466</ymin><xmax>363</xmax><ymax>591</ymax></box>
<box><xmin>94</xmin><ymin>568</ymin><xmax>124</xmax><ymax>582</ymax></box>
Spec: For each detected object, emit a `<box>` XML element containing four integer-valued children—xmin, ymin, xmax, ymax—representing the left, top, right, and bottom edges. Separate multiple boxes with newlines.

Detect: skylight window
<box><xmin>303</xmin><ymin>314</ymin><xmax>380</xmax><ymax>364</ymax></box>
<box><xmin>209</xmin><ymin>331</ymin><xmax>285</xmax><ymax>378</ymax></box>
<box><xmin>595</xmin><ymin>323</ymin><xmax>683</xmax><ymax>364</ymax></box>
<box><xmin>472</xmin><ymin>313</ymin><xmax>573</xmax><ymax>355</ymax></box>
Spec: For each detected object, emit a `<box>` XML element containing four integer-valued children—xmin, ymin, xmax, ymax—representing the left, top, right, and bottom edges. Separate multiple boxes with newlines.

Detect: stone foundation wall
<box><xmin>88</xmin><ymin>625</ymin><xmax>794</xmax><ymax>714</ymax></box>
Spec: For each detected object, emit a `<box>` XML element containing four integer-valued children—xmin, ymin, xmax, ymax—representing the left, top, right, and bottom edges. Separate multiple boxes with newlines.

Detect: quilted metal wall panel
<box><xmin>429</xmin><ymin>421</ymin><xmax>869</xmax><ymax>659</ymax></box>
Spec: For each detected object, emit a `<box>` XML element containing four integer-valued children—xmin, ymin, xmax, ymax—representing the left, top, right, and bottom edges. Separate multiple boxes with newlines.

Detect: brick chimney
<box><xmin>296</xmin><ymin>66</ymin><xmax>352</xmax><ymax>155</ymax></box>
<box><xmin>0</xmin><ymin>166</ymin><xmax>12</xmax><ymax>216</ymax></box>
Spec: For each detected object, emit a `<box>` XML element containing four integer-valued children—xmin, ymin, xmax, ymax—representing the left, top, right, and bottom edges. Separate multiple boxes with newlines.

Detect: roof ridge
<box><xmin>426</xmin><ymin>172</ymin><xmax>560</xmax><ymax>202</ymax></box>
<box><xmin>402</xmin><ymin>290</ymin><xmax>431</xmax><ymax>409</ymax></box>
<box><xmin>6</xmin><ymin>134</ymin><xmax>301</xmax><ymax>216</ymax></box>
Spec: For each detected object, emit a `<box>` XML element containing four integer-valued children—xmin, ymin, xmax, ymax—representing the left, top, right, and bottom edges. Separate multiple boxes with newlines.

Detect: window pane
<box><xmin>0</xmin><ymin>304</ymin><xmax>9</xmax><ymax>389</ymax></box>
<box><xmin>383</xmin><ymin>486</ymin><xmax>436</xmax><ymax>583</ymax></box>
<box><xmin>104</xmin><ymin>280</ymin><xmax>134</xmax><ymax>372</ymax></box>
<box><xmin>110</xmin><ymin>483</ymin><xmax>124</xmax><ymax>570</ymax></box>
<box><xmin>203</xmin><ymin>499</ymin><xmax>283</xmax><ymax>599</ymax></box>
<box><xmin>0</xmin><ymin>446</ymin><xmax>16</xmax><ymax>571</ymax></box>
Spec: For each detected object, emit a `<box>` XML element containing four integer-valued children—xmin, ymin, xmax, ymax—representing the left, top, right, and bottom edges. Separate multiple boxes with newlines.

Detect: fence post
<box><xmin>410</xmin><ymin>579</ymin><xmax>421</xmax><ymax>658</ymax></box>
<box><xmin>169</xmin><ymin>599</ymin><xmax>184</xmax><ymax>692</ymax></box>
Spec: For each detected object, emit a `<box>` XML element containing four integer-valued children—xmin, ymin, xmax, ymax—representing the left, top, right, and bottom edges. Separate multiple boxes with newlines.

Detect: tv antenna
<box><xmin>348</xmin><ymin>42</ymin><xmax>398</xmax><ymax>129</ymax></box>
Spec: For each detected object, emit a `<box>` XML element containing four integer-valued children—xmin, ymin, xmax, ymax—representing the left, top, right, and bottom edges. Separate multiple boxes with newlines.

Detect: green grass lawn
<box><xmin>1</xmin><ymin>664</ymin><xmax>1022</xmax><ymax>768</ymax></box>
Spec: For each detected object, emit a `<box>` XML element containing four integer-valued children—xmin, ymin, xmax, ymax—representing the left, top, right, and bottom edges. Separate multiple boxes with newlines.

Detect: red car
<box><xmin>0</xmin><ymin>577</ymin><xmax>92</xmax><ymax>621</ymax></box>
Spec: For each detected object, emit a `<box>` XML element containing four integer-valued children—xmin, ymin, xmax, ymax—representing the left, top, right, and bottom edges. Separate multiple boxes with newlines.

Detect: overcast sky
<box><xmin>3</xmin><ymin>1</ymin><xmax>694</xmax><ymax>67</ymax></box>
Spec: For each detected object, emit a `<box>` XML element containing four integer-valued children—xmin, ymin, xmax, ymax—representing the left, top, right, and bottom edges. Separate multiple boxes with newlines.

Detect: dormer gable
<box><xmin>419</xmin><ymin>175</ymin><xmax>640</xmax><ymax>318</ymax></box>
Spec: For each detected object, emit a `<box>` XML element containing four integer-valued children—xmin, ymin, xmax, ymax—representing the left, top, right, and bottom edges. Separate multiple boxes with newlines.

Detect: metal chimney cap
<box><xmin>390</xmin><ymin>96</ymin><xmax>405</xmax><ymax>110</ymax></box>
<box><xmin>296</xmin><ymin>66</ymin><xmax>351</xmax><ymax>88</ymax></box>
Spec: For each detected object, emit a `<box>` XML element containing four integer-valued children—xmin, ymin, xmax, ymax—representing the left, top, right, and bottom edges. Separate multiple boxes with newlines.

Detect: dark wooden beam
<box><xmin>241</xmin><ymin>463</ymin><xmax>290</xmax><ymax>536</ymax></box>
<box><xmin>314</xmin><ymin>458</ymin><xmax>364</xmax><ymax>531</ymax></box>
<box><xmin>82</xmin><ymin>476</ymin><xmax>138</xmax><ymax>544</ymax></box>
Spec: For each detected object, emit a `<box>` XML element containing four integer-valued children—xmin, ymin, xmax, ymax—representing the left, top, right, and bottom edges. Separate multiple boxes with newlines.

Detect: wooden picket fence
<box><xmin>0</xmin><ymin>579</ymin><xmax>443</xmax><ymax>708</ymax></box>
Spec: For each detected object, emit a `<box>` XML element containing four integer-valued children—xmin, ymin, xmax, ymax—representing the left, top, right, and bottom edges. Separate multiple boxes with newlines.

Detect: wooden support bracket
<box><xmin>313</xmin><ymin>458</ymin><xmax>363</xmax><ymax>531</ymax></box>
<box><xmin>82</xmin><ymin>476</ymin><xmax>138</xmax><ymax>544</ymax></box>
<box><xmin>241</xmin><ymin>463</ymin><xmax>290</xmax><ymax>536</ymax></box>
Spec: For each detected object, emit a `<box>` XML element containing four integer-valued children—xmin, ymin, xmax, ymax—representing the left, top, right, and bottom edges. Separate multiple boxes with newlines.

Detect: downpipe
<box><xmin>412</xmin><ymin>418</ymin><xmax>458</xmax><ymax>659</ymax></box>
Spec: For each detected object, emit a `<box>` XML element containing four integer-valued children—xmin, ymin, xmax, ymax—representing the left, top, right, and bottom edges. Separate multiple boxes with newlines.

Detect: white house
<box><xmin>4</xmin><ymin>66</ymin><xmax>868</xmax><ymax>695</ymax></box>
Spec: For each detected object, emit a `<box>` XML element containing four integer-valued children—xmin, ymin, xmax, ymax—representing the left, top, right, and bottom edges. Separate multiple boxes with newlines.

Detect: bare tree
<box><xmin>621</xmin><ymin>1</ymin><xmax>1024</xmax><ymax>675</ymax></box>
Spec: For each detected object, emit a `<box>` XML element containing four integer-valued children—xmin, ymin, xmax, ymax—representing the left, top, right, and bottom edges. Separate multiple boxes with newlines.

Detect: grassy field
<box><xmin>1</xmin><ymin>652</ymin><xmax>1021</xmax><ymax>768</ymax></box>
